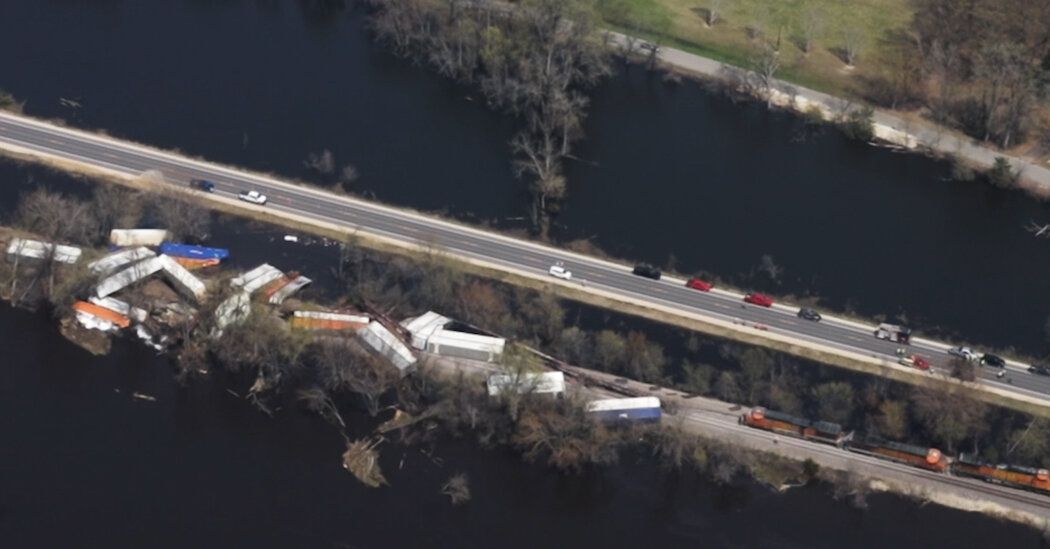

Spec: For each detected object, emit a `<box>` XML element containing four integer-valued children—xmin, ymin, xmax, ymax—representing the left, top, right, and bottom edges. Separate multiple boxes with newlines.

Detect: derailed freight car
<box><xmin>952</xmin><ymin>454</ymin><xmax>1050</xmax><ymax>495</ymax></box>
<box><xmin>739</xmin><ymin>407</ymin><xmax>850</xmax><ymax>445</ymax></box>
<box><xmin>845</xmin><ymin>434</ymin><xmax>950</xmax><ymax>473</ymax></box>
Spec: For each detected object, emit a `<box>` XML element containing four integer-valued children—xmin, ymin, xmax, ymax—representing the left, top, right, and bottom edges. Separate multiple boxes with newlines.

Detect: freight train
<box><xmin>740</xmin><ymin>407</ymin><xmax>1050</xmax><ymax>496</ymax></box>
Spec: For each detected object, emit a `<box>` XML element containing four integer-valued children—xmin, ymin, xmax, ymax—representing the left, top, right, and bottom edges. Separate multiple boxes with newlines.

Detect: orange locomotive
<box><xmin>952</xmin><ymin>454</ymin><xmax>1050</xmax><ymax>494</ymax></box>
<box><xmin>847</xmin><ymin>435</ymin><xmax>950</xmax><ymax>472</ymax></box>
<box><xmin>739</xmin><ymin>407</ymin><xmax>850</xmax><ymax>446</ymax></box>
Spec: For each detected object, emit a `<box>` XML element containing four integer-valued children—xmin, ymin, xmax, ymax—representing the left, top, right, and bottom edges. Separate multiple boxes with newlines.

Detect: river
<box><xmin>0</xmin><ymin>1</ymin><xmax>1048</xmax><ymax>544</ymax></box>
<box><xmin>0</xmin><ymin>159</ymin><xmax>1044</xmax><ymax>547</ymax></box>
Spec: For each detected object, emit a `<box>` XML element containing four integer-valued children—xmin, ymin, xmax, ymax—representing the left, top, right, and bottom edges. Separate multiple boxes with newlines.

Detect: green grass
<box><xmin>597</xmin><ymin>0</ymin><xmax>914</xmax><ymax>99</ymax></box>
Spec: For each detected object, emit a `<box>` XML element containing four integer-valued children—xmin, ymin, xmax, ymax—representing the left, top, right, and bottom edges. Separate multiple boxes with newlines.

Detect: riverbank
<box><xmin>616</xmin><ymin>32</ymin><xmax>1050</xmax><ymax>197</ymax></box>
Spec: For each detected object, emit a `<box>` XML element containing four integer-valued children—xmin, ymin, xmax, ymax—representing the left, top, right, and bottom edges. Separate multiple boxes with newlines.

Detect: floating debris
<box><xmin>342</xmin><ymin>437</ymin><xmax>387</xmax><ymax>488</ymax></box>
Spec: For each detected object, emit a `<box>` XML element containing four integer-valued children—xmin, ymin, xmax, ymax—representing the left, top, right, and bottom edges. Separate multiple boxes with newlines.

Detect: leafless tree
<box><xmin>147</xmin><ymin>190</ymin><xmax>211</xmax><ymax>242</ymax></box>
<box><xmin>91</xmin><ymin>185</ymin><xmax>144</xmax><ymax>243</ymax></box>
<box><xmin>799</xmin><ymin>7</ymin><xmax>823</xmax><ymax>54</ymax></box>
<box><xmin>304</xmin><ymin>148</ymin><xmax>336</xmax><ymax>175</ymax></box>
<box><xmin>752</xmin><ymin>43</ymin><xmax>780</xmax><ymax>108</ymax></box>
<box><xmin>311</xmin><ymin>338</ymin><xmax>399</xmax><ymax>416</ymax></box>
<box><xmin>973</xmin><ymin>43</ymin><xmax>1039</xmax><ymax>148</ymax></box>
<box><xmin>706</xmin><ymin>0</ymin><xmax>726</xmax><ymax>27</ymax></box>
<box><xmin>842</xmin><ymin>25</ymin><xmax>863</xmax><ymax>67</ymax></box>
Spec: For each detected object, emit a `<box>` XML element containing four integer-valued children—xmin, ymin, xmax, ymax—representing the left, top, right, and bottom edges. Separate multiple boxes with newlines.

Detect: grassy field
<box><xmin>597</xmin><ymin>0</ymin><xmax>913</xmax><ymax>98</ymax></box>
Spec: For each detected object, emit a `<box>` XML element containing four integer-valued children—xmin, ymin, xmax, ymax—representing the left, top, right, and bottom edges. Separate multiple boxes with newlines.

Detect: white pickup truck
<box><xmin>238</xmin><ymin>190</ymin><xmax>268</xmax><ymax>205</ymax></box>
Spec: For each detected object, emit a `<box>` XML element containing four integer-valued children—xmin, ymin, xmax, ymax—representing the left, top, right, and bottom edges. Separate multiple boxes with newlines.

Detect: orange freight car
<box><xmin>72</xmin><ymin>301</ymin><xmax>131</xmax><ymax>329</ymax></box>
<box><xmin>953</xmin><ymin>454</ymin><xmax>1050</xmax><ymax>494</ymax></box>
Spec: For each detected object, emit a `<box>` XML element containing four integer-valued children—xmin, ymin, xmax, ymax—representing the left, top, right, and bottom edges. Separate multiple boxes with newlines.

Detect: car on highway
<box><xmin>947</xmin><ymin>346</ymin><xmax>979</xmax><ymax>362</ymax></box>
<box><xmin>981</xmin><ymin>354</ymin><xmax>1006</xmax><ymax>368</ymax></box>
<box><xmin>1029</xmin><ymin>365</ymin><xmax>1050</xmax><ymax>376</ymax></box>
<box><xmin>743</xmin><ymin>292</ymin><xmax>774</xmax><ymax>308</ymax></box>
<box><xmin>190</xmin><ymin>178</ymin><xmax>215</xmax><ymax>192</ymax></box>
<box><xmin>238</xmin><ymin>190</ymin><xmax>268</xmax><ymax>205</ymax></box>
<box><xmin>797</xmin><ymin>307</ymin><xmax>821</xmax><ymax>322</ymax></box>
<box><xmin>899</xmin><ymin>354</ymin><xmax>931</xmax><ymax>371</ymax></box>
<box><xmin>548</xmin><ymin>264</ymin><xmax>572</xmax><ymax>280</ymax></box>
<box><xmin>632</xmin><ymin>264</ymin><xmax>661</xmax><ymax>280</ymax></box>
<box><xmin>685</xmin><ymin>277</ymin><xmax>713</xmax><ymax>291</ymax></box>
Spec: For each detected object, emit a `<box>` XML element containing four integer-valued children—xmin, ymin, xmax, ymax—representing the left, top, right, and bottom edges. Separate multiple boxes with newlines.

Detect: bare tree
<box><xmin>147</xmin><ymin>190</ymin><xmax>211</xmax><ymax>242</ymax></box>
<box><xmin>799</xmin><ymin>7</ymin><xmax>823</xmax><ymax>54</ymax></box>
<box><xmin>973</xmin><ymin>43</ymin><xmax>1040</xmax><ymax>148</ymax></box>
<box><xmin>842</xmin><ymin>26</ymin><xmax>863</xmax><ymax>67</ymax></box>
<box><xmin>311</xmin><ymin>338</ymin><xmax>399</xmax><ymax>416</ymax></box>
<box><xmin>706</xmin><ymin>0</ymin><xmax>726</xmax><ymax>27</ymax></box>
<box><xmin>304</xmin><ymin>148</ymin><xmax>336</xmax><ymax>175</ymax></box>
<box><xmin>91</xmin><ymin>185</ymin><xmax>144</xmax><ymax>243</ymax></box>
<box><xmin>752</xmin><ymin>43</ymin><xmax>781</xmax><ymax>108</ymax></box>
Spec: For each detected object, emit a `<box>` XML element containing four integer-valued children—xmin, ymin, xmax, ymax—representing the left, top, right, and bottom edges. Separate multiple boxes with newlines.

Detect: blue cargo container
<box><xmin>586</xmin><ymin>397</ymin><xmax>662</xmax><ymax>423</ymax></box>
<box><xmin>159</xmin><ymin>242</ymin><xmax>230</xmax><ymax>260</ymax></box>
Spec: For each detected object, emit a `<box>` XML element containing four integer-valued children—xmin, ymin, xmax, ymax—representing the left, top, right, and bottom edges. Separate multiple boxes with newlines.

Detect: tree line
<box><xmin>367</xmin><ymin>0</ymin><xmax>611</xmax><ymax>236</ymax></box>
<box><xmin>864</xmin><ymin>0</ymin><xmax>1049</xmax><ymax>149</ymax></box>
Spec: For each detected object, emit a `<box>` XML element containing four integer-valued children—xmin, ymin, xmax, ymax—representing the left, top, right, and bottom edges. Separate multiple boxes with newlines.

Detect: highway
<box><xmin>1</xmin><ymin>110</ymin><xmax>1049</xmax><ymax>403</ymax></box>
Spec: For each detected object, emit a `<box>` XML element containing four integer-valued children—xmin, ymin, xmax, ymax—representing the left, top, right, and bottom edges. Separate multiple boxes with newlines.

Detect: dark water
<box><xmin>0</xmin><ymin>161</ymin><xmax>1045</xmax><ymax>547</ymax></box>
<box><xmin>3</xmin><ymin>1</ymin><xmax>1050</xmax><ymax>355</ymax></box>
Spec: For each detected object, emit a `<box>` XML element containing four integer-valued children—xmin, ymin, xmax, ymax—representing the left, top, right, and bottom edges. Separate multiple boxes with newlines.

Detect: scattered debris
<box><xmin>283</xmin><ymin>235</ymin><xmax>299</xmax><ymax>243</ymax></box>
<box><xmin>342</xmin><ymin>437</ymin><xmax>387</xmax><ymax>488</ymax></box>
<box><xmin>441</xmin><ymin>473</ymin><xmax>472</xmax><ymax>506</ymax></box>
<box><xmin>131</xmin><ymin>392</ymin><xmax>157</xmax><ymax>402</ymax></box>
<box><xmin>59</xmin><ymin>316</ymin><xmax>112</xmax><ymax>355</ymax></box>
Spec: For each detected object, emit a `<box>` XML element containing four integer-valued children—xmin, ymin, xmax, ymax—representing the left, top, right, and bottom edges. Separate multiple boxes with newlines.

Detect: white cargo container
<box><xmin>400</xmin><ymin>311</ymin><xmax>450</xmax><ymax>350</ymax></box>
<box><xmin>155</xmin><ymin>255</ymin><xmax>207</xmax><ymax>302</ymax></box>
<box><xmin>267</xmin><ymin>275</ymin><xmax>311</xmax><ymax>304</ymax></box>
<box><xmin>95</xmin><ymin>257</ymin><xmax>165</xmax><ymax>298</ymax></box>
<box><xmin>357</xmin><ymin>321</ymin><xmax>417</xmax><ymax>376</ymax></box>
<box><xmin>426</xmin><ymin>328</ymin><xmax>505</xmax><ymax>363</ymax></box>
<box><xmin>88</xmin><ymin>296</ymin><xmax>148</xmax><ymax>323</ymax></box>
<box><xmin>6</xmin><ymin>238</ymin><xmax>82</xmax><ymax>264</ymax></box>
<box><xmin>88</xmin><ymin>247</ymin><xmax>156</xmax><ymax>274</ymax></box>
<box><xmin>230</xmin><ymin>263</ymin><xmax>284</xmax><ymax>294</ymax></box>
<box><xmin>487</xmin><ymin>371</ymin><xmax>565</xmax><ymax>396</ymax></box>
<box><xmin>586</xmin><ymin>397</ymin><xmax>662</xmax><ymax>423</ymax></box>
<box><xmin>94</xmin><ymin>255</ymin><xmax>206</xmax><ymax>302</ymax></box>
<box><xmin>109</xmin><ymin>229</ymin><xmax>168</xmax><ymax>247</ymax></box>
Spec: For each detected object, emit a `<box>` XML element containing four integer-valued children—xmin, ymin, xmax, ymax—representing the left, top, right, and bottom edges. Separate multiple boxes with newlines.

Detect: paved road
<box><xmin>1</xmin><ymin>111</ymin><xmax>1049</xmax><ymax>402</ymax></box>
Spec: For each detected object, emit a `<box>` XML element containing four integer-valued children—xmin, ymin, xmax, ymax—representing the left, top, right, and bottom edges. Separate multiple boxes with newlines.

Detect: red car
<box><xmin>899</xmin><ymin>355</ymin><xmax>931</xmax><ymax>371</ymax></box>
<box><xmin>743</xmin><ymin>292</ymin><xmax>774</xmax><ymax>307</ymax></box>
<box><xmin>685</xmin><ymin>277</ymin><xmax>713</xmax><ymax>292</ymax></box>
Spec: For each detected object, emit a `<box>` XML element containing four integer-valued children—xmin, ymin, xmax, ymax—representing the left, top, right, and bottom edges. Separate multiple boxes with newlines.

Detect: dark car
<box><xmin>797</xmin><ymin>307</ymin><xmax>822</xmax><ymax>322</ymax></box>
<box><xmin>981</xmin><ymin>354</ymin><xmax>1006</xmax><ymax>368</ymax></box>
<box><xmin>633</xmin><ymin>264</ymin><xmax>661</xmax><ymax>280</ymax></box>
<box><xmin>190</xmin><ymin>178</ymin><xmax>216</xmax><ymax>192</ymax></box>
<box><xmin>1029</xmin><ymin>365</ymin><xmax>1050</xmax><ymax>376</ymax></box>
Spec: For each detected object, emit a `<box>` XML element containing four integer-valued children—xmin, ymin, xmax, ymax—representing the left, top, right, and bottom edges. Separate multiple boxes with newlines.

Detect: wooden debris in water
<box><xmin>342</xmin><ymin>437</ymin><xmax>387</xmax><ymax>488</ymax></box>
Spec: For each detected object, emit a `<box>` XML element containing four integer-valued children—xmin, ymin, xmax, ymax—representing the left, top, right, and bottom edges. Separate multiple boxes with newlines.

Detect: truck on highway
<box><xmin>874</xmin><ymin>323</ymin><xmax>911</xmax><ymax>344</ymax></box>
